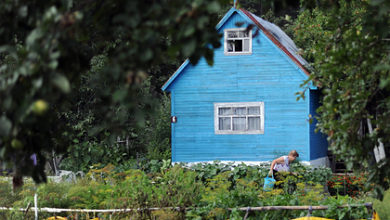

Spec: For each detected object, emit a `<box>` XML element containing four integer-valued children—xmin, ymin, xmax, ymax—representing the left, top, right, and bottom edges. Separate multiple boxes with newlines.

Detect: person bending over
<box><xmin>269</xmin><ymin>150</ymin><xmax>299</xmax><ymax>176</ymax></box>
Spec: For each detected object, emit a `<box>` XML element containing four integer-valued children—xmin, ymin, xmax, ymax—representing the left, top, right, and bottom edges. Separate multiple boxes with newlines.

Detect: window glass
<box><xmin>219</xmin><ymin>107</ymin><xmax>232</xmax><ymax>115</ymax></box>
<box><xmin>243</xmin><ymin>39</ymin><xmax>250</xmax><ymax>52</ymax></box>
<box><xmin>228</xmin><ymin>31</ymin><xmax>238</xmax><ymax>38</ymax></box>
<box><xmin>248</xmin><ymin>117</ymin><xmax>260</xmax><ymax>130</ymax></box>
<box><xmin>219</xmin><ymin>117</ymin><xmax>231</xmax><ymax>130</ymax></box>
<box><xmin>227</xmin><ymin>40</ymin><xmax>234</xmax><ymax>52</ymax></box>
<box><xmin>234</xmin><ymin>107</ymin><xmax>246</xmax><ymax>115</ymax></box>
<box><xmin>248</xmin><ymin>106</ymin><xmax>260</xmax><ymax>114</ymax></box>
<box><xmin>234</xmin><ymin>40</ymin><xmax>243</xmax><ymax>52</ymax></box>
<box><xmin>233</xmin><ymin>117</ymin><xmax>246</xmax><ymax>130</ymax></box>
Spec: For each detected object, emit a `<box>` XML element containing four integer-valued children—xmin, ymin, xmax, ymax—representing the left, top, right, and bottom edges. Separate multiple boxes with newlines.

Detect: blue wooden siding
<box><xmin>169</xmin><ymin>12</ymin><xmax>313</xmax><ymax>162</ymax></box>
<box><xmin>309</xmin><ymin>89</ymin><xmax>328</xmax><ymax>160</ymax></box>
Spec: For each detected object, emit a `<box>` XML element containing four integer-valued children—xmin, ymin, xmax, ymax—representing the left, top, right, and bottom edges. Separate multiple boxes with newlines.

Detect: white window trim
<box><xmin>214</xmin><ymin>102</ymin><xmax>264</xmax><ymax>135</ymax></box>
<box><xmin>224</xmin><ymin>28</ymin><xmax>252</xmax><ymax>55</ymax></box>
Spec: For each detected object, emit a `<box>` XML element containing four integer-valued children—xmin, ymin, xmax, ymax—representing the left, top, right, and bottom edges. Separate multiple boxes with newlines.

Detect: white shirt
<box><xmin>273</xmin><ymin>156</ymin><xmax>290</xmax><ymax>172</ymax></box>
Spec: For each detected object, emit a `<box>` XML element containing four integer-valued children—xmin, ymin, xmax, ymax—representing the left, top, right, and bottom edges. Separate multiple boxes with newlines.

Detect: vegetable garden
<box><xmin>0</xmin><ymin>161</ymin><xmax>379</xmax><ymax>219</ymax></box>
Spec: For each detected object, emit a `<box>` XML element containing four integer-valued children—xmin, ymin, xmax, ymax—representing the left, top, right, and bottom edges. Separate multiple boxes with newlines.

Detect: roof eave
<box><xmin>239</xmin><ymin>8</ymin><xmax>311</xmax><ymax>77</ymax></box>
<box><xmin>162</xmin><ymin>8</ymin><xmax>241</xmax><ymax>91</ymax></box>
<box><xmin>161</xmin><ymin>59</ymin><xmax>190</xmax><ymax>91</ymax></box>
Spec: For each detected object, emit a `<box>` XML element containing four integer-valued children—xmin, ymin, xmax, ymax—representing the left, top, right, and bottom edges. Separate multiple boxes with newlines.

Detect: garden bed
<box><xmin>0</xmin><ymin>162</ymin><xmax>374</xmax><ymax>219</ymax></box>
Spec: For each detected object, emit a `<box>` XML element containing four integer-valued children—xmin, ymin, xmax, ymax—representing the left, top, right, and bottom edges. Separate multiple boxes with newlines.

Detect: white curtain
<box><xmin>233</xmin><ymin>117</ymin><xmax>246</xmax><ymax>130</ymax></box>
<box><xmin>248</xmin><ymin>117</ymin><xmax>260</xmax><ymax>130</ymax></box>
<box><xmin>243</xmin><ymin>39</ymin><xmax>250</xmax><ymax>52</ymax></box>
<box><xmin>219</xmin><ymin>107</ymin><xmax>232</xmax><ymax>115</ymax></box>
<box><xmin>228</xmin><ymin>31</ymin><xmax>238</xmax><ymax>38</ymax></box>
<box><xmin>248</xmin><ymin>106</ymin><xmax>260</xmax><ymax>114</ymax></box>
<box><xmin>219</xmin><ymin>117</ymin><xmax>231</xmax><ymax>130</ymax></box>
<box><xmin>227</xmin><ymin>40</ymin><xmax>234</xmax><ymax>52</ymax></box>
<box><xmin>218</xmin><ymin>105</ymin><xmax>261</xmax><ymax>131</ymax></box>
<box><xmin>234</xmin><ymin>107</ymin><xmax>246</xmax><ymax>115</ymax></box>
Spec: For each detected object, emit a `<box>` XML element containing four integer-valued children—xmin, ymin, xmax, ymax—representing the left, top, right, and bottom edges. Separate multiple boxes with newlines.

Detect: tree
<box><xmin>52</xmin><ymin>0</ymin><xmax>303</xmax><ymax>173</ymax></box>
<box><xmin>294</xmin><ymin>0</ymin><xmax>390</xmax><ymax>199</ymax></box>
<box><xmin>0</xmin><ymin>0</ymin><xmax>227</xmax><ymax>185</ymax></box>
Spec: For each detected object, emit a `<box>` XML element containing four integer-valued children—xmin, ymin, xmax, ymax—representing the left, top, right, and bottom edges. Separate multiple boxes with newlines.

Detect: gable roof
<box><xmin>162</xmin><ymin>7</ymin><xmax>310</xmax><ymax>91</ymax></box>
<box><xmin>240</xmin><ymin>9</ymin><xmax>309</xmax><ymax>75</ymax></box>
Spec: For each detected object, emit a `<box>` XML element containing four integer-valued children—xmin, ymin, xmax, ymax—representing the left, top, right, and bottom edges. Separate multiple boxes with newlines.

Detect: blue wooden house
<box><xmin>162</xmin><ymin>7</ymin><xmax>328</xmax><ymax>166</ymax></box>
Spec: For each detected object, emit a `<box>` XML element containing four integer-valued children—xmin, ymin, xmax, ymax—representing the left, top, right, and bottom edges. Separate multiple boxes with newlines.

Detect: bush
<box><xmin>0</xmin><ymin>180</ymin><xmax>21</xmax><ymax>207</ymax></box>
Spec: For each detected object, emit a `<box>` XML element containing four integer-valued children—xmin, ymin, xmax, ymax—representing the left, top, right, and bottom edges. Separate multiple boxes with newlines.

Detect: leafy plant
<box><xmin>0</xmin><ymin>162</ymin><xmax>373</xmax><ymax>219</ymax></box>
<box><xmin>294</xmin><ymin>0</ymin><xmax>390</xmax><ymax>199</ymax></box>
<box><xmin>0</xmin><ymin>0</ymin><xmax>228</xmax><ymax>183</ymax></box>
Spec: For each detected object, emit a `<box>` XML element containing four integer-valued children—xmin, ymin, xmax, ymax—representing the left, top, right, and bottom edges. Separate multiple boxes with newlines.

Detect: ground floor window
<box><xmin>214</xmin><ymin>102</ymin><xmax>264</xmax><ymax>134</ymax></box>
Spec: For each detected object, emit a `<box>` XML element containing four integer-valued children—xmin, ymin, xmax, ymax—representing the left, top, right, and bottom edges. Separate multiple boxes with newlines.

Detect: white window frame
<box><xmin>214</xmin><ymin>102</ymin><xmax>264</xmax><ymax>134</ymax></box>
<box><xmin>224</xmin><ymin>28</ymin><xmax>252</xmax><ymax>55</ymax></box>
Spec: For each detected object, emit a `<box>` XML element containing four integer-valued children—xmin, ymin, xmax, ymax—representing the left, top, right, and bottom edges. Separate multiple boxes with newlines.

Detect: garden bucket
<box><xmin>292</xmin><ymin>217</ymin><xmax>335</xmax><ymax>220</ymax></box>
<box><xmin>263</xmin><ymin>173</ymin><xmax>276</xmax><ymax>191</ymax></box>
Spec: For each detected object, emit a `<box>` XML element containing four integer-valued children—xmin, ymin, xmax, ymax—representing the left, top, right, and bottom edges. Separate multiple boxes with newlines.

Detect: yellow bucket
<box><xmin>292</xmin><ymin>211</ymin><xmax>380</xmax><ymax>220</ymax></box>
<box><xmin>291</xmin><ymin>217</ymin><xmax>335</xmax><ymax>220</ymax></box>
<box><xmin>46</xmin><ymin>217</ymin><xmax>67</xmax><ymax>220</ymax></box>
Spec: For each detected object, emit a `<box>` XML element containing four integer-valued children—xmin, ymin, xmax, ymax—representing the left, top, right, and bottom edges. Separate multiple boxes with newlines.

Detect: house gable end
<box><xmin>162</xmin><ymin>8</ymin><xmax>313</xmax><ymax>92</ymax></box>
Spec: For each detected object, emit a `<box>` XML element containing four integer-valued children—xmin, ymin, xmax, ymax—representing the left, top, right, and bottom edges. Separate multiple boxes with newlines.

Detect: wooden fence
<box><xmin>0</xmin><ymin>203</ymin><xmax>373</xmax><ymax>220</ymax></box>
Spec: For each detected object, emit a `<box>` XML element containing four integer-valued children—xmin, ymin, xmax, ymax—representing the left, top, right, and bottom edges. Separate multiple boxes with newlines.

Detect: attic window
<box><xmin>214</xmin><ymin>102</ymin><xmax>264</xmax><ymax>134</ymax></box>
<box><xmin>224</xmin><ymin>28</ymin><xmax>252</xmax><ymax>55</ymax></box>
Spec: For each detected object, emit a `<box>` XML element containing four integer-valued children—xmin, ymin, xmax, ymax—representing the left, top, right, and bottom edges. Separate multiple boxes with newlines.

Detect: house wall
<box><xmin>168</xmin><ymin>12</ymin><xmax>311</xmax><ymax>162</ymax></box>
<box><xmin>309</xmin><ymin>89</ymin><xmax>328</xmax><ymax>160</ymax></box>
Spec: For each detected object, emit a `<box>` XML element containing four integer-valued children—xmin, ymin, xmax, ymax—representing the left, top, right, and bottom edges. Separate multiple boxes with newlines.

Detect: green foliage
<box><xmin>201</xmin><ymin>171</ymin><xmax>232</xmax><ymax>206</ymax></box>
<box><xmin>0</xmin><ymin>180</ymin><xmax>21</xmax><ymax>207</ymax></box>
<box><xmin>291</xmin><ymin>163</ymin><xmax>333</xmax><ymax>184</ymax></box>
<box><xmin>59</xmin><ymin>71</ymin><xmax>172</xmax><ymax>172</ymax></box>
<box><xmin>153</xmin><ymin>165</ymin><xmax>204</xmax><ymax>207</ymax></box>
<box><xmin>0</xmin><ymin>0</ymin><xmax>228</xmax><ymax>181</ymax></box>
<box><xmin>294</xmin><ymin>182</ymin><xmax>325</xmax><ymax>204</ymax></box>
<box><xmin>141</xmin><ymin>81</ymin><xmax>172</xmax><ymax>161</ymax></box>
<box><xmin>237</xmin><ymin>0</ymin><xmax>300</xmax><ymax>19</ymax></box>
<box><xmin>294</xmin><ymin>0</ymin><xmax>390</xmax><ymax>199</ymax></box>
<box><xmin>0</xmin><ymin>162</ymin><xmax>373</xmax><ymax>219</ymax></box>
<box><xmin>60</xmin><ymin>140</ymin><xmax>120</xmax><ymax>172</ymax></box>
<box><xmin>37</xmin><ymin>182</ymin><xmax>72</xmax><ymax>208</ymax></box>
<box><xmin>367</xmin><ymin>189</ymin><xmax>390</xmax><ymax>220</ymax></box>
<box><xmin>191</xmin><ymin>161</ymin><xmax>234</xmax><ymax>181</ymax></box>
<box><xmin>320</xmin><ymin>195</ymin><xmax>369</xmax><ymax>220</ymax></box>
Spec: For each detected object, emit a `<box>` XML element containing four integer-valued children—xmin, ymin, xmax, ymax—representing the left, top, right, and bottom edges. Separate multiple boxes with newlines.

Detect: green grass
<box><xmin>368</xmin><ymin>189</ymin><xmax>390</xmax><ymax>219</ymax></box>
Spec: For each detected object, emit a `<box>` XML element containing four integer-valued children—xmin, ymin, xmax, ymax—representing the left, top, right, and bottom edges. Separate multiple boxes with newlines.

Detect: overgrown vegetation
<box><xmin>0</xmin><ymin>162</ymin><xmax>375</xmax><ymax>220</ymax></box>
<box><xmin>59</xmin><ymin>77</ymin><xmax>172</xmax><ymax>173</ymax></box>
<box><xmin>0</xmin><ymin>0</ymin><xmax>228</xmax><ymax>183</ymax></box>
<box><xmin>293</xmin><ymin>0</ymin><xmax>390</xmax><ymax>199</ymax></box>
<box><xmin>1</xmin><ymin>1</ymin><xmax>390</xmax><ymax>219</ymax></box>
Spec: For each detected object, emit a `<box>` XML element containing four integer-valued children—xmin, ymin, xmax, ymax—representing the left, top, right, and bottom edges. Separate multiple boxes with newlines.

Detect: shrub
<box><xmin>67</xmin><ymin>180</ymin><xmax>112</xmax><ymax>209</ymax></box>
<box><xmin>37</xmin><ymin>181</ymin><xmax>71</xmax><ymax>208</ymax></box>
<box><xmin>152</xmin><ymin>165</ymin><xmax>204</xmax><ymax>207</ymax></box>
<box><xmin>0</xmin><ymin>180</ymin><xmax>21</xmax><ymax>207</ymax></box>
<box><xmin>201</xmin><ymin>171</ymin><xmax>232</xmax><ymax>207</ymax></box>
